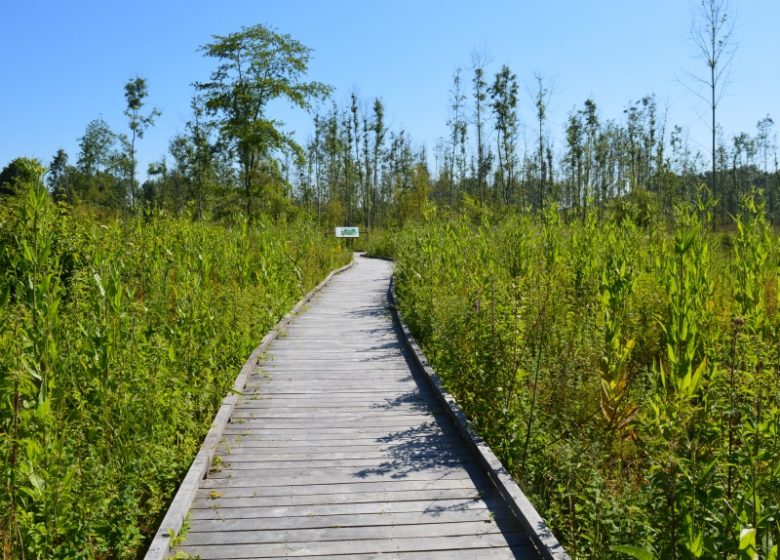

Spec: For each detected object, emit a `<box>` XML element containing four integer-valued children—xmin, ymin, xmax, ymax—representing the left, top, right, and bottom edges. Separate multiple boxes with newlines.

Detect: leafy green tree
<box><xmin>185</xmin><ymin>96</ymin><xmax>224</xmax><ymax>219</ymax></box>
<box><xmin>582</xmin><ymin>98</ymin><xmax>599</xmax><ymax>212</ymax></box>
<box><xmin>47</xmin><ymin>149</ymin><xmax>69</xmax><ymax>199</ymax></box>
<box><xmin>386</xmin><ymin>130</ymin><xmax>416</xmax><ymax>212</ymax></box>
<box><xmin>471</xmin><ymin>51</ymin><xmax>492</xmax><ymax>205</ymax></box>
<box><xmin>196</xmin><ymin>23</ymin><xmax>331</xmax><ymax>220</ymax></box>
<box><xmin>447</xmin><ymin>68</ymin><xmax>467</xmax><ymax>205</ymax></box>
<box><xmin>362</xmin><ymin>115</ymin><xmax>372</xmax><ymax>229</ymax></box>
<box><xmin>340</xmin><ymin>106</ymin><xmax>357</xmax><ymax>225</ymax></box>
<box><xmin>350</xmin><ymin>93</ymin><xmax>363</xmax><ymax>225</ymax></box>
<box><xmin>533</xmin><ymin>74</ymin><xmax>551</xmax><ymax>210</ymax></box>
<box><xmin>756</xmin><ymin>115</ymin><xmax>774</xmax><ymax>178</ymax></box>
<box><xmin>309</xmin><ymin>114</ymin><xmax>325</xmax><ymax>218</ymax></box>
<box><xmin>565</xmin><ymin>109</ymin><xmax>584</xmax><ymax>211</ymax></box>
<box><xmin>755</xmin><ymin>115</ymin><xmax>776</xmax><ymax>216</ymax></box>
<box><xmin>0</xmin><ymin>157</ymin><xmax>45</xmax><ymax>196</ymax></box>
<box><xmin>371</xmin><ymin>98</ymin><xmax>385</xmax><ymax>229</ymax></box>
<box><xmin>155</xmin><ymin>96</ymin><xmax>226</xmax><ymax>219</ymax></box>
<box><xmin>490</xmin><ymin>65</ymin><xmax>518</xmax><ymax>205</ymax></box>
<box><xmin>75</xmin><ymin>118</ymin><xmax>126</xmax><ymax>209</ymax></box>
<box><xmin>320</xmin><ymin>104</ymin><xmax>345</xmax><ymax>225</ymax></box>
<box><xmin>77</xmin><ymin>118</ymin><xmax>118</xmax><ymax>176</ymax></box>
<box><xmin>124</xmin><ymin>77</ymin><xmax>161</xmax><ymax>211</ymax></box>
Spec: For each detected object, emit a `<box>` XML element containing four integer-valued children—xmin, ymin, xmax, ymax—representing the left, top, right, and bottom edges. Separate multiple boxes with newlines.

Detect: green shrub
<box><xmin>392</xmin><ymin>201</ymin><xmax>780</xmax><ymax>559</ymax></box>
<box><xmin>0</xmin><ymin>179</ymin><xmax>349</xmax><ymax>558</ymax></box>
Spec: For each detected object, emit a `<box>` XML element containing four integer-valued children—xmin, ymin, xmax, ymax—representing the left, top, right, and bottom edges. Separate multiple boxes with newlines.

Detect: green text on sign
<box><xmin>335</xmin><ymin>227</ymin><xmax>360</xmax><ymax>238</ymax></box>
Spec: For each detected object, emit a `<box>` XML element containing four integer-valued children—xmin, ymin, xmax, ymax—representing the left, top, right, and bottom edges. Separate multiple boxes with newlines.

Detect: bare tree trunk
<box><xmin>691</xmin><ymin>0</ymin><xmax>735</xmax><ymax>223</ymax></box>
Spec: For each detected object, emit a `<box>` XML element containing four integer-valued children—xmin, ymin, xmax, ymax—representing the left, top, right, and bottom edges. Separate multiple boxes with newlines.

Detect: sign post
<box><xmin>335</xmin><ymin>226</ymin><xmax>359</xmax><ymax>250</ymax></box>
<box><xmin>335</xmin><ymin>226</ymin><xmax>360</xmax><ymax>238</ymax></box>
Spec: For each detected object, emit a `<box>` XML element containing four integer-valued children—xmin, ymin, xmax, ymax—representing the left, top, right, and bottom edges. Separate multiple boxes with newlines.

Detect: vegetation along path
<box><xmin>162</xmin><ymin>255</ymin><xmax>563</xmax><ymax>559</ymax></box>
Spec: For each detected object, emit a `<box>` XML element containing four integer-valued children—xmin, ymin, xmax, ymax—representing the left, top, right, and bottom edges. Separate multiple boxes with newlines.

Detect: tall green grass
<box><xmin>0</xmin><ymin>179</ymin><xmax>349</xmax><ymax>558</ymax></box>
<box><xmin>388</xmin><ymin>201</ymin><xmax>780</xmax><ymax>559</ymax></box>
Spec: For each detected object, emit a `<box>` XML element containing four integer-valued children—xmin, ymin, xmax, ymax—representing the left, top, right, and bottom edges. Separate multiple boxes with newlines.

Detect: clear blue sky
<box><xmin>2</xmin><ymin>0</ymin><xmax>778</xmax><ymax>180</ymax></box>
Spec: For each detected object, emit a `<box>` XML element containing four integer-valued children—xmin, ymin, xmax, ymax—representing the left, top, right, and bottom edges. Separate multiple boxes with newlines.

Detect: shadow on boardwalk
<box><xmin>165</xmin><ymin>256</ymin><xmax>539</xmax><ymax>560</ymax></box>
<box><xmin>353</xmin><ymin>423</ymin><xmax>465</xmax><ymax>480</ymax></box>
<box><xmin>371</xmin><ymin>390</ymin><xmax>433</xmax><ymax>413</ymax></box>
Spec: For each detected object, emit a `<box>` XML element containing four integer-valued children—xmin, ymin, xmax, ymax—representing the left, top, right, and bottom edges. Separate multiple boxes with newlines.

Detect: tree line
<box><xmin>2</xmin><ymin>2</ymin><xmax>777</xmax><ymax>226</ymax></box>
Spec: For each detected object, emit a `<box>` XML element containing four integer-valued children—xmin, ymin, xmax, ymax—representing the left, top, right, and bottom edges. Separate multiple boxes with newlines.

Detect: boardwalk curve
<box><xmin>151</xmin><ymin>255</ymin><xmax>565</xmax><ymax>559</ymax></box>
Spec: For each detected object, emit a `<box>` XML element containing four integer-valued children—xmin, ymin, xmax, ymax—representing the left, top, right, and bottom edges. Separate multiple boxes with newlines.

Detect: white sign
<box><xmin>335</xmin><ymin>226</ymin><xmax>360</xmax><ymax>238</ymax></box>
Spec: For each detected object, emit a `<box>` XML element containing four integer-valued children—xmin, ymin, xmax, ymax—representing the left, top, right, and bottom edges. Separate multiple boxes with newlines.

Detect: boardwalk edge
<box><xmin>389</xmin><ymin>278</ymin><xmax>571</xmax><ymax>560</ymax></box>
<box><xmin>143</xmin><ymin>254</ymin><xmax>356</xmax><ymax>560</ymax></box>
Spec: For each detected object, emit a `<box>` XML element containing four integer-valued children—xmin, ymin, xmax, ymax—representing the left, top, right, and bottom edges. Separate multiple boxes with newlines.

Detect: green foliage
<box><xmin>0</xmin><ymin>157</ymin><xmax>45</xmax><ymax>196</ymax></box>
<box><xmin>362</xmin><ymin>228</ymin><xmax>399</xmax><ymax>259</ymax></box>
<box><xmin>196</xmin><ymin>23</ymin><xmax>332</xmax><ymax>219</ymax></box>
<box><xmin>77</xmin><ymin>118</ymin><xmax>121</xmax><ymax>177</ymax></box>
<box><xmin>124</xmin><ymin>76</ymin><xmax>161</xmax><ymax>211</ymax></box>
<box><xmin>610</xmin><ymin>545</ymin><xmax>656</xmax><ymax>560</ymax></box>
<box><xmin>598</xmin><ymin>221</ymin><xmax>639</xmax><ymax>432</ymax></box>
<box><xmin>391</xmin><ymin>201</ymin><xmax>780</xmax><ymax>558</ymax></box>
<box><xmin>0</xmin><ymin>178</ymin><xmax>349</xmax><ymax>559</ymax></box>
<box><xmin>490</xmin><ymin>65</ymin><xmax>519</xmax><ymax>205</ymax></box>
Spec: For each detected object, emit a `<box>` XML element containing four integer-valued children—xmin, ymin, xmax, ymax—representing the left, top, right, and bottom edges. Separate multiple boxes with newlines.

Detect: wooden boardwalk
<box><xmin>171</xmin><ymin>255</ymin><xmax>547</xmax><ymax>559</ymax></box>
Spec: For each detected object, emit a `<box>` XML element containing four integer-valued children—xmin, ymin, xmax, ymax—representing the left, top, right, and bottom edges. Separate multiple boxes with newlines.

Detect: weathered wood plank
<box><xmin>199</xmin><ymin>548</ymin><xmax>537</xmax><ymax>560</ymax></box>
<box><xmin>213</xmin><ymin>456</ymin><xmax>472</xmax><ymax>470</ymax></box>
<box><xmin>189</xmin><ymin>496</ymin><xmax>510</xmax><ymax>520</ymax></box>
<box><xmin>183</xmin><ymin>520</ymin><xmax>510</xmax><ymax>545</ymax></box>
<box><xmin>194</xmin><ymin>477</ymin><xmax>484</xmax><ymax>499</ymax></box>
<box><xmin>192</xmin><ymin>488</ymin><xmax>485</xmax><ymax>509</ymax></box>
<box><xmin>204</xmin><ymin>460</ymin><xmax>481</xmax><ymax>479</ymax></box>
<box><xmin>231</xmin><ymin>403</ymin><xmax>440</xmax><ymax>413</ymax></box>
<box><xmin>216</xmin><ymin>449</ymin><xmax>460</xmax><ymax>461</ymax></box>
<box><xmin>218</xmin><ymin>434</ymin><xmax>461</xmax><ymax>446</ymax></box>
<box><xmin>220</xmin><ymin>429</ymin><xmax>453</xmax><ymax>439</ymax></box>
<box><xmin>227</xmin><ymin>412</ymin><xmax>444</xmax><ymax>423</ymax></box>
<box><xmin>229</xmin><ymin>405</ymin><xmax>439</xmax><ymax>414</ymax></box>
<box><xmin>225</xmin><ymin>419</ymin><xmax>443</xmax><ymax>429</ymax></box>
<box><xmin>238</xmin><ymin>387</ymin><xmax>414</xmax><ymax>394</ymax></box>
<box><xmin>248</xmin><ymin>373</ymin><xmax>417</xmax><ymax>380</ymax></box>
<box><xmin>162</xmin><ymin>256</ymin><xmax>545</xmax><ymax>560</ymax></box>
<box><xmin>186</xmin><ymin>508</ymin><xmax>515</xmax><ymax>534</ymax></box>
<box><xmin>217</xmin><ymin>444</ymin><xmax>459</xmax><ymax>456</ymax></box>
<box><xmin>217</xmin><ymin>445</ymin><xmax>460</xmax><ymax>458</ymax></box>
<box><xmin>178</xmin><ymin>533</ymin><xmax>531</xmax><ymax>559</ymax></box>
<box><xmin>240</xmin><ymin>386</ymin><xmax>423</xmax><ymax>394</ymax></box>
<box><xmin>219</xmin><ymin>428</ymin><xmax>449</xmax><ymax>440</ymax></box>
<box><xmin>198</xmin><ymin>468</ymin><xmax>478</xmax><ymax>489</ymax></box>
